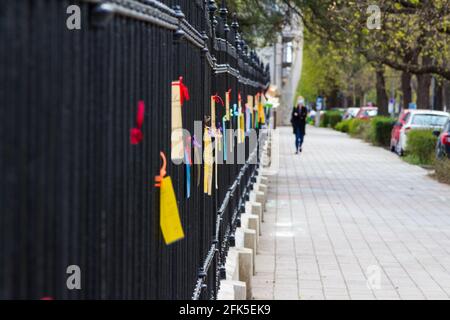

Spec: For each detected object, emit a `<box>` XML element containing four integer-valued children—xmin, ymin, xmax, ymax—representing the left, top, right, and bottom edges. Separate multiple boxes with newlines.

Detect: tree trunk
<box><xmin>416</xmin><ymin>56</ymin><xmax>433</xmax><ymax>109</ymax></box>
<box><xmin>417</xmin><ymin>73</ymin><xmax>432</xmax><ymax>109</ymax></box>
<box><xmin>444</xmin><ymin>81</ymin><xmax>450</xmax><ymax>112</ymax></box>
<box><xmin>355</xmin><ymin>95</ymin><xmax>362</xmax><ymax>108</ymax></box>
<box><xmin>350</xmin><ymin>95</ymin><xmax>355</xmax><ymax>108</ymax></box>
<box><xmin>354</xmin><ymin>83</ymin><xmax>363</xmax><ymax>108</ymax></box>
<box><xmin>434</xmin><ymin>79</ymin><xmax>444</xmax><ymax>111</ymax></box>
<box><xmin>376</xmin><ymin>65</ymin><xmax>389</xmax><ymax>115</ymax></box>
<box><xmin>346</xmin><ymin>95</ymin><xmax>354</xmax><ymax>108</ymax></box>
<box><xmin>327</xmin><ymin>88</ymin><xmax>339</xmax><ymax>109</ymax></box>
<box><xmin>401</xmin><ymin>71</ymin><xmax>412</xmax><ymax>109</ymax></box>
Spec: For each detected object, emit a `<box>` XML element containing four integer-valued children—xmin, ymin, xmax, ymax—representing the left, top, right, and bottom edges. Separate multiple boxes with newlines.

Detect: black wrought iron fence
<box><xmin>0</xmin><ymin>0</ymin><xmax>270</xmax><ymax>300</ymax></box>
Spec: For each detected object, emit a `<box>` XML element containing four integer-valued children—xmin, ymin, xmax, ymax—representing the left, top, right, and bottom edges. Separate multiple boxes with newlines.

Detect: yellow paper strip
<box><xmin>160</xmin><ymin>176</ymin><xmax>184</xmax><ymax>245</ymax></box>
<box><xmin>258</xmin><ymin>94</ymin><xmax>265</xmax><ymax>124</ymax></box>
<box><xmin>240</xmin><ymin>113</ymin><xmax>245</xmax><ymax>143</ymax></box>
<box><xmin>203</xmin><ymin>127</ymin><xmax>213</xmax><ymax>195</ymax></box>
<box><xmin>237</xmin><ymin>98</ymin><xmax>242</xmax><ymax>144</ymax></box>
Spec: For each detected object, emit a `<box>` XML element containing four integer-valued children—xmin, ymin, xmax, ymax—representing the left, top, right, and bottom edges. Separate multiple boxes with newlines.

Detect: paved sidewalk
<box><xmin>253</xmin><ymin>126</ymin><xmax>450</xmax><ymax>300</ymax></box>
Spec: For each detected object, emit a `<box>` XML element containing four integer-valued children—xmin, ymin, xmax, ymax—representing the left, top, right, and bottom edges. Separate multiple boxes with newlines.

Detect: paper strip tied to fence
<box><xmin>222</xmin><ymin>116</ymin><xmax>227</xmax><ymax>162</ymax></box>
<box><xmin>130</xmin><ymin>100</ymin><xmax>145</xmax><ymax>145</ymax></box>
<box><xmin>239</xmin><ymin>111</ymin><xmax>245</xmax><ymax>143</ymax></box>
<box><xmin>225</xmin><ymin>89</ymin><xmax>231</xmax><ymax>121</ymax></box>
<box><xmin>215</xmin><ymin>125</ymin><xmax>223</xmax><ymax>190</ymax></box>
<box><xmin>237</xmin><ymin>93</ymin><xmax>243</xmax><ymax>143</ymax></box>
<box><xmin>231</xmin><ymin>104</ymin><xmax>237</xmax><ymax>152</ymax></box>
<box><xmin>203</xmin><ymin>127</ymin><xmax>213</xmax><ymax>196</ymax></box>
<box><xmin>211</xmin><ymin>94</ymin><xmax>224</xmax><ymax>130</ymax></box>
<box><xmin>245</xmin><ymin>104</ymin><xmax>251</xmax><ymax>133</ymax></box>
<box><xmin>185</xmin><ymin>138</ymin><xmax>192</xmax><ymax>199</ymax></box>
<box><xmin>171</xmin><ymin>77</ymin><xmax>190</xmax><ymax>162</ymax></box>
<box><xmin>258</xmin><ymin>92</ymin><xmax>266</xmax><ymax>124</ymax></box>
<box><xmin>155</xmin><ymin>152</ymin><xmax>184</xmax><ymax>245</ymax></box>
<box><xmin>254</xmin><ymin>94</ymin><xmax>259</xmax><ymax>129</ymax></box>
<box><xmin>247</xmin><ymin>95</ymin><xmax>254</xmax><ymax>130</ymax></box>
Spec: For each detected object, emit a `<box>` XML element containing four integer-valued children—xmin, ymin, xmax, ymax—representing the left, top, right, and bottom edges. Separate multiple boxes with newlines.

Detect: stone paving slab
<box><xmin>252</xmin><ymin>126</ymin><xmax>450</xmax><ymax>300</ymax></box>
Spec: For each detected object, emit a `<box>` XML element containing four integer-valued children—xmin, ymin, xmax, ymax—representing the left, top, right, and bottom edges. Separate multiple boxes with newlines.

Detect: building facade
<box><xmin>258</xmin><ymin>17</ymin><xmax>304</xmax><ymax>125</ymax></box>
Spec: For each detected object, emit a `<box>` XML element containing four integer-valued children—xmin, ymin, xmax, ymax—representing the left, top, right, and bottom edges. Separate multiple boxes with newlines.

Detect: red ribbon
<box><xmin>130</xmin><ymin>100</ymin><xmax>145</xmax><ymax>145</ymax></box>
<box><xmin>179</xmin><ymin>77</ymin><xmax>190</xmax><ymax>106</ymax></box>
<box><xmin>213</xmin><ymin>94</ymin><xmax>224</xmax><ymax>106</ymax></box>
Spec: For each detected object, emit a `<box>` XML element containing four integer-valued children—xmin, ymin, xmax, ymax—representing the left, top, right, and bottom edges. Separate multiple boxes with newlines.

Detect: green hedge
<box><xmin>320</xmin><ymin>110</ymin><xmax>343</xmax><ymax>129</ymax></box>
<box><xmin>347</xmin><ymin>119</ymin><xmax>367</xmax><ymax>137</ymax></box>
<box><xmin>335</xmin><ymin>117</ymin><xmax>395</xmax><ymax>147</ymax></box>
<box><xmin>335</xmin><ymin>119</ymin><xmax>352</xmax><ymax>133</ymax></box>
<box><xmin>435</xmin><ymin>159</ymin><xmax>450</xmax><ymax>184</ymax></box>
<box><xmin>370</xmin><ymin>117</ymin><xmax>396</xmax><ymax>147</ymax></box>
<box><xmin>405</xmin><ymin>130</ymin><xmax>438</xmax><ymax>165</ymax></box>
<box><xmin>334</xmin><ymin>116</ymin><xmax>441</xmax><ymax>169</ymax></box>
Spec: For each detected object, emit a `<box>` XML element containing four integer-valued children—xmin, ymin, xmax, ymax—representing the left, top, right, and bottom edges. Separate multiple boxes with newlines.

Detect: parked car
<box><xmin>390</xmin><ymin>109</ymin><xmax>411</xmax><ymax>152</ymax></box>
<box><xmin>435</xmin><ymin>119</ymin><xmax>450</xmax><ymax>159</ymax></box>
<box><xmin>355</xmin><ymin>107</ymin><xmax>378</xmax><ymax>120</ymax></box>
<box><xmin>395</xmin><ymin>110</ymin><xmax>450</xmax><ymax>156</ymax></box>
<box><xmin>343</xmin><ymin>107</ymin><xmax>360</xmax><ymax>120</ymax></box>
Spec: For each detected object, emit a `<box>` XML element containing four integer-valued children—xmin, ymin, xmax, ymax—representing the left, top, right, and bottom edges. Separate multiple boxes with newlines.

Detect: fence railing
<box><xmin>0</xmin><ymin>0</ymin><xmax>270</xmax><ymax>300</ymax></box>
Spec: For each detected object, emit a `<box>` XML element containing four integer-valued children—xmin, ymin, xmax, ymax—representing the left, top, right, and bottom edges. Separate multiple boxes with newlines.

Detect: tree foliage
<box><xmin>293</xmin><ymin>0</ymin><xmax>450</xmax><ymax>80</ymax></box>
<box><xmin>225</xmin><ymin>0</ymin><xmax>286</xmax><ymax>46</ymax></box>
<box><xmin>297</xmin><ymin>33</ymin><xmax>342</xmax><ymax>103</ymax></box>
<box><xmin>227</xmin><ymin>0</ymin><xmax>450</xmax><ymax>80</ymax></box>
<box><xmin>297</xmin><ymin>31</ymin><xmax>377</xmax><ymax>108</ymax></box>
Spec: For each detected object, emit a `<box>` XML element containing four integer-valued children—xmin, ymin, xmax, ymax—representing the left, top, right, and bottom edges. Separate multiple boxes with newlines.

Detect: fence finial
<box><xmin>91</xmin><ymin>3</ymin><xmax>115</xmax><ymax>28</ymax></box>
<box><xmin>173</xmin><ymin>5</ymin><xmax>186</xmax><ymax>43</ymax></box>
<box><xmin>219</xmin><ymin>1</ymin><xmax>229</xmax><ymax>34</ymax></box>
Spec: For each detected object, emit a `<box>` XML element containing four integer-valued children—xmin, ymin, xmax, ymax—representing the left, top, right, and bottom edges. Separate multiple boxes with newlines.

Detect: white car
<box><xmin>396</xmin><ymin>110</ymin><xmax>450</xmax><ymax>155</ymax></box>
<box><xmin>343</xmin><ymin>107</ymin><xmax>360</xmax><ymax>120</ymax></box>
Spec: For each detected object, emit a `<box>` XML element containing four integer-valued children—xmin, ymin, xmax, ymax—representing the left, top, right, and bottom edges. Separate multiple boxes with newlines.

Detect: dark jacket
<box><xmin>291</xmin><ymin>105</ymin><xmax>307</xmax><ymax>134</ymax></box>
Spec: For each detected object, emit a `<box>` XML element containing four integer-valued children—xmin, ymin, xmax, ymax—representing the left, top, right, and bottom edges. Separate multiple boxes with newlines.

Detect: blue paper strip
<box><xmin>185</xmin><ymin>149</ymin><xmax>191</xmax><ymax>199</ymax></box>
<box><xmin>223</xmin><ymin>117</ymin><xmax>227</xmax><ymax>161</ymax></box>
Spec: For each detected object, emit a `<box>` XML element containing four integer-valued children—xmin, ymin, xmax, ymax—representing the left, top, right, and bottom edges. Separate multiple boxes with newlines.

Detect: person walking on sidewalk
<box><xmin>291</xmin><ymin>96</ymin><xmax>308</xmax><ymax>154</ymax></box>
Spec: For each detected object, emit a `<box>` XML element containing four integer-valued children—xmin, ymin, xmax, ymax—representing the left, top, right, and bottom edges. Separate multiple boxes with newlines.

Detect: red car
<box><xmin>390</xmin><ymin>110</ymin><xmax>411</xmax><ymax>152</ymax></box>
<box><xmin>355</xmin><ymin>106</ymin><xmax>378</xmax><ymax>120</ymax></box>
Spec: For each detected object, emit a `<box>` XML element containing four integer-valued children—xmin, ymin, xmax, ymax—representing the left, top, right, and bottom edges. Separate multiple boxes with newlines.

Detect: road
<box><xmin>253</xmin><ymin>126</ymin><xmax>450</xmax><ymax>300</ymax></box>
